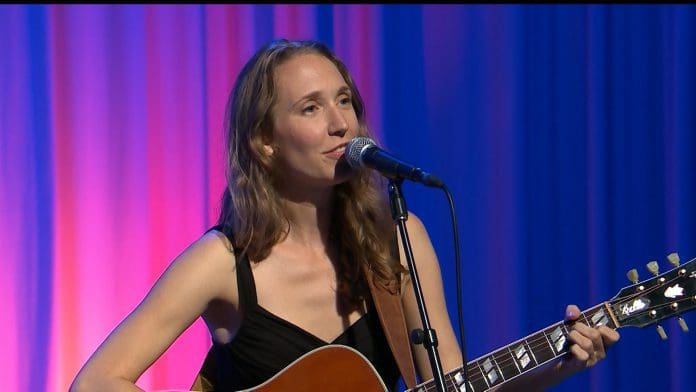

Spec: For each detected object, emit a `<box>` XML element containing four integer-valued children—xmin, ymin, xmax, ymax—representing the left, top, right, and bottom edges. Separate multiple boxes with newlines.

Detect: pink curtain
<box><xmin>0</xmin><ymin>4</ymin><xmax>382</xmax><ymax>391</ymax></box>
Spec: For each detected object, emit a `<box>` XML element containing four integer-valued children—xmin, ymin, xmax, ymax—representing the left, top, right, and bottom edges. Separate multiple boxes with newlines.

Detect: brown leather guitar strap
<box><xmin>364</xmin><ymin>231</ymin><xmax>418</xmax><ymax>389</ymax></box>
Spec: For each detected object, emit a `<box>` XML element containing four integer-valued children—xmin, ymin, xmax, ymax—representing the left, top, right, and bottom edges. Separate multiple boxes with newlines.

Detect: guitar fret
<box><xmin>475</xmin><ymin>360</ymin><xmax>490</xmax><ymax>388</ymax></box>
<box><xmin>525</xmin><ymin>339</ymin><xmax>540</xmax><ymax>365</ymax></box>
<box><xmin>588</xmin><ymin>305</ymin><xmax>615</xmax><ymax>328</ymax></box>
<box><xmin>507</xmin><ymin>346</ymin><xmax>521</xmax><ymax>373</ymax></box>
<box><xmin>447</xmin><ymin>374</ymin><xmax>459</xmax><ymax>392</ymax></box>
<box><xmin>452</xmin><ymin>370</ymin><xmax>468</xmax><ymax>392</ymax></box>
<box><xmin>489</xmin><ymin>347</ymin><xmax>516</xmax><ymax>381</ymax></box>
<box><xmin>456</xmin><ymin>370</ymin><xmax>469</xmax><ymax>392</ymax></box>
<box><xmin>515</xmin><ymin>340</ymin><xmax>537</xmax><ymax>370</ymax></box>
<box><xmin>541</xmin><ymin>328</ymin><xmax>555</xmax><ymax>354</ymax></box>
<box><xmin>481</xmin><ymin>357</ymin><xmax>502</xmax><ymax>385</ymax></box>
<box><xmin>561</xmin><ymin>321</ymin><xmax>570</xmax><ymax>336</ymax></box>
<box><xmin>591</xmin><ymin>308</ymin><xmax>608</xmax><ymax>326</ymax></box>
<box><xmin>493</xmin><ymin>355</ymin><xmax>504</xmax><ymax>382</ymax></box>
<box><xmin>466</xmin><ymin>361</ymin><xmax>488</xmax><ymax>392</ymax></box>
<box><xmin>548</xmin><ymin>324</ymin><xmax>567</xmax><ymax>354</ymax></box>
<box><xmin>532</xmin><ymin>330</ymin><xmax>556</xmax><ymax>364</ymax></box>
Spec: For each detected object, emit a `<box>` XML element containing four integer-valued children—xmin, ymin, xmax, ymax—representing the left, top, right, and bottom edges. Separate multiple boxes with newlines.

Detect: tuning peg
<box><xmin>667</xmin><ymin>252</ymin><xmax>680</xmax><ymax>267</ymax></box>
<box><xmin>678</xmin><ymin>317</ymin><xmax>689</xmax><ymax>333</ymax></box>
<box><xmin>646</xmin><ymin>261</ymin><xmax>659</xmax><ymax>276</ymax></box>
<box><xmin>627</xmin><ymin>269</ymin><xmax>639</xmax><ymax>284</ymax></box>
<box><xmin>656</xmin><ymin>325</ymin><xmax>668</xmax><ymax>340</ymax></box>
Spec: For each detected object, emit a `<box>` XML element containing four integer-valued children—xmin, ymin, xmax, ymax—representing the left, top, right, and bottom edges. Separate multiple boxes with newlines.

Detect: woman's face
<box><xmin>267</xmin><ymin>53</ymin><xmax>360</xmax><ymax>193</ymax></box>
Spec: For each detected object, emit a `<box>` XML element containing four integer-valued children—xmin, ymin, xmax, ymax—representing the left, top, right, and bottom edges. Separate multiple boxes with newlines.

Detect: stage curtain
<box><xmin>1</xmin><ymin>4</ymin><xmax>694</xmax><ymax>391</ymax></box>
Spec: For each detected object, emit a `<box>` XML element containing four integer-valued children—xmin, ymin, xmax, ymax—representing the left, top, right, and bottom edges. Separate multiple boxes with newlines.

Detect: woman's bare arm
<box><xmin>398</xmin><ymin>213</ymin><xmax>463</xmax><ymax>381</ymax></box>
<box><xmin>70</xmin><ymin>231</ymin><xmax>237</xmax><ymax>392</ymax></box>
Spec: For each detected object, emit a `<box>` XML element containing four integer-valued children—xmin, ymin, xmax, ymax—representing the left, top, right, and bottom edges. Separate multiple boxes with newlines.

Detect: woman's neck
<box><xmin>279</xmin><ymin>186</ymin><xmax>336</xmax><ymax>247</ymax></box>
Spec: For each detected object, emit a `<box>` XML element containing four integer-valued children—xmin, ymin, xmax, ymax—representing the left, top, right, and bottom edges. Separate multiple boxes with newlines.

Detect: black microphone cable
<box><xmin>440</xmin><ymin>183</ymin><xmax>468</xmax><ymax>386</ymax></box>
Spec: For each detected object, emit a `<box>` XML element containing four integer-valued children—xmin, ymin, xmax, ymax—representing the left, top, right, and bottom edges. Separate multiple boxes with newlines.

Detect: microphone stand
<box><xmin>388</xmin><ymin>178</ymin><xmax>447</xmax><ymax>392</ymax></box>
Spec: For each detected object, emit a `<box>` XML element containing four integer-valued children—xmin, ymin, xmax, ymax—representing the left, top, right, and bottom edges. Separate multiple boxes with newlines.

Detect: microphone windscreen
<box><xmin>345</xmin><ymin>136</ymin><xmax>375</xmax><ymax>168</ymax></box>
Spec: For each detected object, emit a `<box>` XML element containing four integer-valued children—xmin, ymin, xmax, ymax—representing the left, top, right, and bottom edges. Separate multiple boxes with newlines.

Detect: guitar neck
<box><xmin>408</xmin><ymin>254</ymin><xmax>696</xmax><ymax>391</ymax></box>
<box><xmin>411</xmin><ymin>302</ymin><xmax>617</xmax><ymax>392</ymax></box>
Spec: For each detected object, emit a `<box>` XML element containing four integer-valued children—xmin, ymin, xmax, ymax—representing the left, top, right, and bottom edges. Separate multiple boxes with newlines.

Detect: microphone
<box><xmin>345</xmin><ymin>137</ymin><xmax>444</xmax><ymax>188</ymax></box>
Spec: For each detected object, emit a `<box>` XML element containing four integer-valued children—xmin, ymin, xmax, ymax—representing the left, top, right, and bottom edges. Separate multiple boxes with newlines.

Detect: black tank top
<box><xmin>199</xmin><ymin>229</ymin><xmax>401</xmax><ymax>391</ymax></box>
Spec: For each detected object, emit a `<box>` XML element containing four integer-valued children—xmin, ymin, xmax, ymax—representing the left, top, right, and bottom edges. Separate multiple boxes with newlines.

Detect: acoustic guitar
<box><xmin>192</xmin><ymin>254</ymin><xmax>696</xmax><ymax>392</ymax></box>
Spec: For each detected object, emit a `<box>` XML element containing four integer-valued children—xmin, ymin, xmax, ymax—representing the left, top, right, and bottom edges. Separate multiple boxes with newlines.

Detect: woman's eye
<box><xmin>340</xmin><ymin>97</ymin><xmax>352</xmax><ymax>105</ymax></box>
<box><xmin>302</xmin><ymin>105</ymin><xmax>317</xmax><ymax>114</ymax></box>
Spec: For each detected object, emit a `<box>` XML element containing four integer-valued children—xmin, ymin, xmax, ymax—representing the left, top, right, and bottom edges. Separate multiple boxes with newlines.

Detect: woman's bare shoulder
<box><xmin>160</xmin><ymin>228</ymin><xmax>239</xmax><ymax>299</ymax></box>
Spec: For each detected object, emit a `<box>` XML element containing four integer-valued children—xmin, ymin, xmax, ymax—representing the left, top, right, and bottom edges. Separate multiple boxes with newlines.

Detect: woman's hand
<box><xmin>556</xmin><ymin>304</ymin><xmax>620</xmax><ymax>374</ymax></box>
<box><xmin>495</xmin><ymin>304</ymin><xmax>621</xmax><ymax>391</ymax></box>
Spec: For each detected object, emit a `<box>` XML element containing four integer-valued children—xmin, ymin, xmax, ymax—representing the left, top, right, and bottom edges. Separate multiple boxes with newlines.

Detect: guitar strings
<box><xmin>414</xmin><ymin>329</ymin><xmax>574</xmax><ymax>391</ymax></box>
<box><xmin>414</xmin><ymin>272</ymin><xmax>692</xmax><ymax>391</ymax></box>
<box><xmin>414</xmin><ymin>325</ymin><xmax>575</xmax><ymax>390</ymax></box>
<box><xmin>456</xmin><ymin>279</ymin><xmax>691</xmax><ymax>389</ymax></box>
<box><xmin>414</xmin><ymin>308</ymin><xmax>604</xmax><ymax>390</ymax></box>
<box><xmin>462</xmin><ymin>309</ymin><xmax>602</xmax><ymax>385</ymax></box>
<box><xmin>462</xmin><ymin>272</ymin><xmax>691</xmax><ymax>387</ymax></box>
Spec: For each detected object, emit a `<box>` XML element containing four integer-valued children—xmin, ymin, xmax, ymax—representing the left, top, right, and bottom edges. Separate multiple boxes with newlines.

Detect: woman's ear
<box><xmin>259</xmin><ymin>127</ymin><xmax>276</xmax><ymax>158</ymax></box>
<box><xmin>262</xmin><ymin>144</ymin><xmax>274</xmax><ymax>157</ymax></box>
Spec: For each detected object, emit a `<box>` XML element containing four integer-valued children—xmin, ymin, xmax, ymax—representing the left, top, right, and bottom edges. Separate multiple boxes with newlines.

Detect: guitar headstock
<box><xmin>609</xmin><ymin>252</ymin><xmax>696</xmax><ymax>338</ymax></box>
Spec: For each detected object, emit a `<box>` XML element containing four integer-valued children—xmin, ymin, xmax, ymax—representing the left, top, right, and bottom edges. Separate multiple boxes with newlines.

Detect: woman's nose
<box><xmin>328</xmin><ymin>106</ymin><xmax>348</xmax><ymax>136</ymax></box>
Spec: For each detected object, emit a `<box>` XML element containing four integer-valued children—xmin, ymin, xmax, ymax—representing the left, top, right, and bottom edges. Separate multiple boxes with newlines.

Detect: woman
<box><xmin>70</xmin><ymin>39</ymin><xmax>619</xmax><ymax>391</ymax></box>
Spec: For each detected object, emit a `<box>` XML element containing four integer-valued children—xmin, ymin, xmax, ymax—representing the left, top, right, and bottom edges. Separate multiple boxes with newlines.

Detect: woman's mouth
<box><xmin>324</xmin><ymin>144</ymin><xmax>347</xmax><ymax>159</ymax></box>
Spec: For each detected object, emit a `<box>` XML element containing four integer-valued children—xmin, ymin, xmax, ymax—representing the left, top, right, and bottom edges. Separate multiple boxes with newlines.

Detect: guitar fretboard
<box><xmin>411</xmin><ymin>303</ymin><xmax>616</xmax><ymax>392</ymax></box>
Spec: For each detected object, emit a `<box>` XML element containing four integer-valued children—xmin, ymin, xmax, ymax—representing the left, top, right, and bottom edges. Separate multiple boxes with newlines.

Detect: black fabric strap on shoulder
<box><xmin>206</xmin><ymin>225</ymin><xmax>257</xmax><ymax>309</ymax></box>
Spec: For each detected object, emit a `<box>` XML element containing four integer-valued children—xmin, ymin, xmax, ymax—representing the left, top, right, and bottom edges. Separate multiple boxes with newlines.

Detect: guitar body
<box><xmin>240</xmin><ymin>345</ymin><xmax>387</xmax><ymax>392</ymax></box>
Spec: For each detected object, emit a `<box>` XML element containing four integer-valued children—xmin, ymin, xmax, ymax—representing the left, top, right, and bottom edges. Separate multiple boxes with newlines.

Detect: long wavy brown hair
<box><xmin>217</xmin><ymin>39</ymin><xmax>404</xmax><ymax>310</ymax></box>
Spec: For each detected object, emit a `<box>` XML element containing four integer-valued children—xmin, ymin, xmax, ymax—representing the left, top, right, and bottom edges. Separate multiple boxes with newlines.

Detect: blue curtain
<box><xmin>382</xmin><ymin>5</ymin><xmax>696</xmax><ymax>391</ymax></box>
